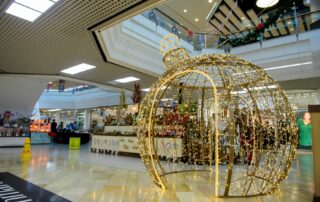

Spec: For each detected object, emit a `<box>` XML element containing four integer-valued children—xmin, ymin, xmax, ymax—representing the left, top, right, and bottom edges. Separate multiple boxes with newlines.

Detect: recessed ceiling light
<box><xmin>195</xmin><ymin>18</ymin><xmax>199</xmax><ymax>22</ymax></box>
<box><xmin>114</xmin><ymin>77</ymin><xmax>140</xmax><ymax>83</ymax></box>
<box><xmin>183</xmin><ymin>9</ymin><xmax>187</xmax><ymax>13</ymax></box>
<box><xmin>142</xmin><ymin>88</ymin><xmax>150</xmax><ymax>92</ymax></box>
<box><xmin>16</xmin><ymin>0</ymin><xmax>54</xmax><ymax>12</ymax></box>
<box><xmin>47</xmin><ymin>109</ymin><xmax>62</xmax><ymax>112</ymax></box>
<box><xmin>5</xmin><ymin>2</ymin><xmax>41</xmax><ymax>22</ymax></box>
<box><xmin>208</xmin><ymin>0</ymin><xmax>213</xmax><ymax>2</ymax></box>
<box><xmin>61</xmin><ymin>63</ymin><xmax>96</xmax><ymax>75</ymax></box>
<box><xmin>256</xmin><ymin>0</ymin><xmax>279</xmax><ymax>8</ymax></box>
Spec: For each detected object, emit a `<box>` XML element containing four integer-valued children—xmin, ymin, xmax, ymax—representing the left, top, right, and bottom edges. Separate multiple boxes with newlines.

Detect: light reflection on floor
<box><xmin>0</xmin><ymin>144</ymin><xmax>314</xmax><ymax>202</ymax></box>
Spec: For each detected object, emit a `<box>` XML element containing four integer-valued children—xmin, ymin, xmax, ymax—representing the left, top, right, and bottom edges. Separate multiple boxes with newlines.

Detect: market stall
<box><xmin>91</xmin><ymin>102</ymin><xmax>192</xmax><ymax>158</ymax></box>
<box><xmin>29</xmin><ymin>120</ymin><xmax>51</xmax><ymax>144</ymax></box>
<box><xmin>0</xmin><ymin>112</ymin><xmax>30</xmax><ymax>147</ymax></box>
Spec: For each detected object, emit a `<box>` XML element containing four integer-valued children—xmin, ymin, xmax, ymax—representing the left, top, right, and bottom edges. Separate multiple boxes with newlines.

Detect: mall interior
<box><xmin>0</xmin><ymin>0</ymin><xmax>319</xmax><ymax>201</ymax></box>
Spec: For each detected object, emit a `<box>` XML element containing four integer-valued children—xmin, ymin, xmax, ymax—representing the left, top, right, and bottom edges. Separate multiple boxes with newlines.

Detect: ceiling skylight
<box><xmin>6</xmin><ymin>3</ymin><xmax>41</xmax><ymax>22</ymax></box>
<box><xmin>114</xmin><ymin>77</ymin><xmax>140</xmax><ymax>83</ymax></box>
<box><xmin>16</xmin><ymin>0</ymin><xmax>54</xmax><ymax>12</ymax></box>
<box><xmin>5</xmin><ymin>0</ymin><xmax>58</xmax><ymax>22</ymax></box>
<box><xmin>61</xmin><ymin>63</ymin><xmax>96</xmax><ymax>75</ymax></box>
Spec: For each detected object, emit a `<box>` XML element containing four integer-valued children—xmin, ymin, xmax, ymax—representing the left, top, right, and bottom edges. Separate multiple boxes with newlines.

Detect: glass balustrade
<box><xmin>140</xmin><ymin>8</ymin><xmax>320</xmax><ymax>51</ymax></box>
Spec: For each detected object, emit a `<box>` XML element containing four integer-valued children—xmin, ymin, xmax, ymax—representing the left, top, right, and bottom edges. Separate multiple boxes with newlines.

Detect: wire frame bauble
<box><xmin>137</xmin><ymin>47</ymin><xmax>297</xmax><ymax>197</ymax></box>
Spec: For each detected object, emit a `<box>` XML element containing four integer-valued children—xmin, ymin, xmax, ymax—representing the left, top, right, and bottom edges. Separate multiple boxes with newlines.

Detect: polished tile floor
<box><xmin>0</xmin><ymin>144</ymin><xmax>314</xmax><ymax>202</ymax></box>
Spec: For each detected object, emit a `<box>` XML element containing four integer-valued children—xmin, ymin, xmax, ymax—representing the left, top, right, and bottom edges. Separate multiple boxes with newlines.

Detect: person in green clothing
<box><xmin>297</xmin><ymin>112</ymin><xmax>312</xmax><ymax>149</ymax></box>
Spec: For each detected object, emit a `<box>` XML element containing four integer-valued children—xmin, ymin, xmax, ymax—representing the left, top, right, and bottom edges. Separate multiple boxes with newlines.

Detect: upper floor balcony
<box><xmin>91</xmin><ymin>1</ymin><xmax>320</xmax><ymax>85</ymax></box>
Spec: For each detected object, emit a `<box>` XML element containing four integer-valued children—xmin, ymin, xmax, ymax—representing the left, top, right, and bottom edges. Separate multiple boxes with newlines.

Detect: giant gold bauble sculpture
<box><xmin>137</xmin><ymin>36</ymin><xmax>297</xmax><ymax>197</ymax></box>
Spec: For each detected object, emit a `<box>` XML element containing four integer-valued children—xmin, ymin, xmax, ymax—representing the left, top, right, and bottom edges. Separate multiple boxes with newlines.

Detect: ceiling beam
<box><xmin>276</xmin><ymin>21</ymin><xmax>288</xmax><ymax>35</ymax></box>
<box><xmin>219</xmin><ymin>5</ymin><xmax>242</xmax><ymax>30</ymax></box>
<box><xmin>224</xmin><ymin>0</ymin><xmax>254</xmax><ymax>29</ymax></box>
<box><xmin>211</xmin><ymin>19</ymin><xmax>230</xmax><ymax>35</ymax></box>
<box><xmin>214</xmin><ymin>12</ymin><xmax>237</xmax><ymax>33</ymax></box>
<box><xmin>297</xmin><ymin>16</ymin><xmax>306</xmax><ymax>32</ymax></box>
<box><xmin>285</xmin><ymin>19</ymin><xmax>296</xmax><ymax>34</ymax></box>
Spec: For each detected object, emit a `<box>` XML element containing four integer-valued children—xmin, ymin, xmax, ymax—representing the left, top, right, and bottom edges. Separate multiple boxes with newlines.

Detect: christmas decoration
<box><xmin>220</xmin><ymin>0</ymin><xmax>295</xmax><ymax>47</ymax></box>
<box><xmin>131</xmin><ymin>83</ymin><xmax>142</xmax><ymax>104</ymax></box>
<box><xmin>137</xmin><ymin>34</ymin><xmax>297</xmax><ymax>197</ymax></box>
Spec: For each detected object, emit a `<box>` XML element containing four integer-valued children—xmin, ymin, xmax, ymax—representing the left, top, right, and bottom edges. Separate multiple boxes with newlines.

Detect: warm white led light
<box><xmin>114</xmin><ymin>77</ymin><xmax>140</xmax><ymax>83</ymax></box>
<box><xmin>61</xmin><ymin>63</ymin><xmax>96</xmax><ymax>75</ymax></box>
<box><xmin>231</xmin><ymin>85</ymin><xmax>277</xmax><ymax>94</ymax></box>
<box><xmin>265</xmin><ymin>61</ymin><xmax>312</xmax><ymax>71</ymax></box>
<box><xmin>15</xmin><ymin>0</ymin><xmax>54</xmax><ymax>12</ymax></box>
<box><xmin>5</xmin><ymin>2</ymin><xmax>42</xmax><ymax>22</ymax></box>
<box><xmin>195</xmin><ymin>18</ymin><xmax>199</xmax><ymax>22</ymax></box>
<box><xmin>47</xmin><ymin>109</ymin><xmax>62</xmax><ymax>112</ymax></box>
<box><xmin>183</xmin><ymin>9</ymin><xmax>187</xmax><ymax>13</ymax></box>
<box><xmin>142</xmin><ymin>88</ymin><xmax>150</xmax><ymax>92</ymax></box>
<box><xmin>256</xmin><ymin>0</ymin><xmax>279</xmax><ymax>8</ymax></box>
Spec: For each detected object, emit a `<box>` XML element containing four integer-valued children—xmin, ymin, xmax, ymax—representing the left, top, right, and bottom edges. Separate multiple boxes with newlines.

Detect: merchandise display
<box><xmin>91</xmin><ymin>103</ymin><xmax>187</xmax><ymax>156</ymax></box>
<box><xmin>137</xmin><ymin>39</ymin><xmax>297</xmax><ymax>197</ymax></box>
<box><xmin>30</xmin><ymin>119</ymin><xmax>50</xmax><ymax>133</ymax></box>
<box><xmin>0</xmin><ymin>111</ymin><xmax>31</xmax><ymax>147</ymax></box>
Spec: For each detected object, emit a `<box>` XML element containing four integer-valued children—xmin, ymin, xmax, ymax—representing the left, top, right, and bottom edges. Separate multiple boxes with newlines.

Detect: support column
<box><xmin>308</xmin><ymin>105</ymin><xmax>320</xmax><ymax>202</ymax></box>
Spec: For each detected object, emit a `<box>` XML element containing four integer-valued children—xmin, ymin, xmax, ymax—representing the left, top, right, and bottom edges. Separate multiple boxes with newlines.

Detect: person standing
<box><xmin>51</xmin><ymin>119</ymin><xmax>57</xmax><ymax>133</ymax></box>
<box><xmin>49</xmin><ymin>119</ymin><xmax>57</xmax><ymax>144</ymax></box>
<box><xmin>297</xmin><ymin>112</ymin><xmax>312</xmax><ymax>149</ymax></box>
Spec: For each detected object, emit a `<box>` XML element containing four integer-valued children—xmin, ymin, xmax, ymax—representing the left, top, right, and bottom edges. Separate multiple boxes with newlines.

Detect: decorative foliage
<box><xmin>131</xmin><ymin>83</ymin><xmax>142</xmax><ymax>104</ymax></box>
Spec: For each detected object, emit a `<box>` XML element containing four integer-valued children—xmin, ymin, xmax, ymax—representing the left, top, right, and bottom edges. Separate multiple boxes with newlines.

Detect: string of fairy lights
<box><xmin>136</xmin><ymin>34</ymin><xmax>297</xmax><ymax>197</ymax></box>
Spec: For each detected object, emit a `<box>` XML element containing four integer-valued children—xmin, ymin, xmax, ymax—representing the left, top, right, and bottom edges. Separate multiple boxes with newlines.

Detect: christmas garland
<box><xmin>220</xmin><ymin>0</ymin><xmax>295</xmax><ymax>47</ymax></box>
